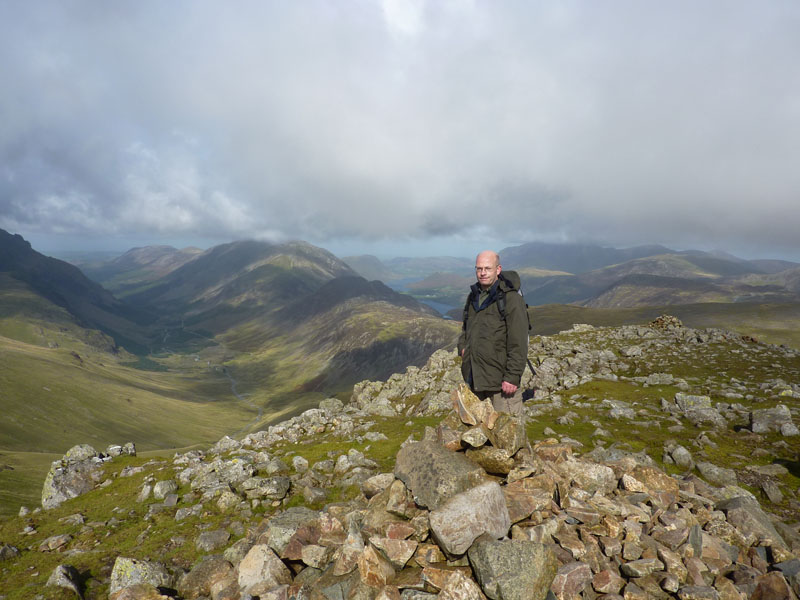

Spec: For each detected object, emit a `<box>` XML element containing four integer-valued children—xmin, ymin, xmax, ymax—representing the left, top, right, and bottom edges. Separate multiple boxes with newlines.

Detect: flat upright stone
<box><xmin>451</xmin><ymin>384</ymin><xmax>497</xmax><ymax>427</ymax></box>
<box><xmin>468</xmin><ymin>539</ymin><xmax>558</xmax><ymax>600</ymax></box>
<box><xmin>394</xmin><ymin>441</ymin><xmax>486</xmax><ymax>510</ymax></box>
<box><xmin>429</xmin><ymin>481</ymin><xmax>510</xmax><ymax>556</ymax></box>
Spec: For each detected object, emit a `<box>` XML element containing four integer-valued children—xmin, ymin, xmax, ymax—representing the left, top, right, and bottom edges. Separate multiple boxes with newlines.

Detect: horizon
<box><xmin>10</xmin><ymin>228</ymin><xmax>800</xmax><ymax>265</ymax></box>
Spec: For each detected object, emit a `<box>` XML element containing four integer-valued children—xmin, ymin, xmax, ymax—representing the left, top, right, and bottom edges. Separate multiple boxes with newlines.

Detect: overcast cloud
<box><xmin>1</xmin><ymin>1</ymin><xmax>799</xmax><ymax>259</ymax></box>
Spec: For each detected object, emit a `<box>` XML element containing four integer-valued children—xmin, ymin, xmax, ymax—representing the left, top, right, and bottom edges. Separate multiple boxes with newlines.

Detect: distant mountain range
<box><xmin>344</xmin><ymin>242</ymin><xmax>800</xmax><ymax>308</ymax></box>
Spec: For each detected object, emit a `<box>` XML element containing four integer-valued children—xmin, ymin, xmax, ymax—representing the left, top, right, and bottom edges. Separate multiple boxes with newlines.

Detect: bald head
<box><xmin>475</xmin><ymin>250</ymin><xmax>501</xmax><ymax>289</ymax></box>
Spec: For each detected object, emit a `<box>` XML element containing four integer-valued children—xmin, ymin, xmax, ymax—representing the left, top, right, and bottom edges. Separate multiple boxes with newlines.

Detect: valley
<box><xmin>2</xmin><ymin>231</ymin><xmax>800</xmax><ymax>520</ymax></box>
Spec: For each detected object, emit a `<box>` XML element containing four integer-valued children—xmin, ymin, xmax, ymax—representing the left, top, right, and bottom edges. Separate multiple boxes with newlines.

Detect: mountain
<box><xmin>344</xmin><ymin>255</ymin><xmax>474</xmax><ymax>282</ymax></box>
<box><xmin>86</xmin><ymin>239</ymin><xmax>460</xmax><ymax>422</ymax></box>
<box><xmin>341</xmin><ymin>254</ymin><xmax>397</xmax><ymax>282</ymax></box>
<box><xmin>0</xmin><ymin>229</ymin><xmax>153</xmax><ymax>352</ymax></box>
<box><xmin>498</xmin><ymin>241</ymin><xmax>673</xmax><ymax>274</ymax></box>
<box><xmin>495</xmin><ymin>244</ymin><xmax>800</xmax><ymax>307</ymax></box>
<box><xmin>80</xmin><ymin>245</ymin><xmax>203</xmax><ymax>296</ymax></box>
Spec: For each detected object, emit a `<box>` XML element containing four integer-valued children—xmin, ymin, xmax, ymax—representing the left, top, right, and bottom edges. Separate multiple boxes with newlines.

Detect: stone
<box><xmin>363</xmin><ymin>473</ymin><xmax>396</xmax><ymax>498</ymax></box>
<box><xmin>394</xmin><ymin>441</ymin><xmax>486</xmax><ymax>510</ymax></box>
<box><xmin>620</xmin><ymin>558</ymin><xmax>665</xmax><ymax>578</ymax></box>
<box><xmin>0</xmin><ymin>544</ymin><xmax>20</xmax><ymax>561</ymax></box>
<box><xmin>438</xmin><ymin>569</ymin><xmax>488</xmax><ymax>600</ymax></box>
<box><xmin>696</xmin><ymin>462</ymin><xmax>737</xmax><ymax>487</ymax></box>
<box><xmin>503</xmin><ymin>480</ymin><xmax>552</xmax><ymax>523</ymax></box>
<box><xmin>177</xmin><ymin>555</ymin><xmax>235</xmax><ymax>599</ymax></box>
<box><xmin>370</xmin><ymin>537</ymin><xmax>418</xmax><ymax>569</ymax></box>
<box><xmin>485</xmin><ymin>414</ymin><xmax>526</xmax><ymax>454</ymax></box>
<box><xmin>468</xmin><ymin>539</ymin><xmax>558</xmax><ymax>600</ymax></box>
<box><xmin>592</xmin><ymin>569</ymin><xmax>625</xmax><ymax>594</ymax></box>
<box><xmin>237</xmin><ymin>544</ymin><xmax>292</xmax><ymax>595</ymax></box>
<box><xmin>557</xmin><ymin>459</ymin><xmax>616</xmax><ymax>495</ymax></box>
<box><xmin>38</xmin><ymin>533</ymin><xmax>72</xmax><ymax>552</ymax></box>
<box><xmin>675</xmin><ymin>585</ymin><xmax>720</xmax><ymax>599</ymax></box>
<box><xmin>46</xmin><ymin>564</ymin><xmax>82</xmax><ymax>597</ymax></box>
<box><xmin>429</xmin><ymin>481</ymin><xmax>511</xmax><ymax>556</ymax></box>
<box><xmin>462</xmin><ymin>426</ymin><xmax>489</xmax><ymax>448</ymax></box>
<box><xmin>333</xmin><ymin>519</ymin><xmax>366</xmax><ymax>576</ymax></box>
<box><xmin>452</xmin><ymin>384</ymin><xmax>497</xmax><ymax>427</ymax></box>
<box><xmin>196</xmin><ymin>529</ymin><xmax>230</xmax><ymax>552</ymax></box>
<box><xmin>153</xmin><ymin>480</ymin><xmax>178</xmax><ymax>500</ymax></box>
<box><xmin>358</xmin><ymin>544</ymin><xmax>396</xmax><ymax>587</ymax></box>
<box><xmin>551</xmin><ymin>562</ymin><xmax>593</xmax><ymax>600</ymax></box>
<box><xmin>716</xmin><ymin>495</ymin><xmax>786</xmax><ymax>548</ymax></box>
<box><xmin>751</xmin><ymin>571</ymin><xmax>794</xmax><ymax>599</ymax></box>
<box><xmin>109</xmin><ymin>584</ymin><xmax>172</xmax><ymax>600</ymax></box>
<box><xmin>217</xmin><ymin>490</ymin><xmax>242</xmax><ymax>512</ymax></box>
<box><xmin>42</xmin><ymin>449</ymin><xmax>105</xmax><ymax>509</ymax></box>
<box><xmin>465</xmin><ymin>447</ymin><xmax>515</xmax><ymax>475</ymax></box>
<box><xmin>109</xmin><ymin>557</ymin><xmax>173</xmax><ymax>596</ymax></box>
<box><xmin>262</xmin><ymin>506</ymin><xmax>320</xmax><ymax>556</ymax></box>
<box><xmin>750</xmin><ymin>404</ymin><xmax>793</xmax><ymax>434</ymax></box>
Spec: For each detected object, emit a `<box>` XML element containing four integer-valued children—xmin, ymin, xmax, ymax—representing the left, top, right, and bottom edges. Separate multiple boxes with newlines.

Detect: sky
<box><xmin>1</xmin><ymin>1</ymin><xmax>799</xmax><ymax>261</ymax></box>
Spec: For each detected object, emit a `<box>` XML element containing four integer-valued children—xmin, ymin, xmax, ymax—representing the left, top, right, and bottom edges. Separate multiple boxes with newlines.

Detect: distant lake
<box><xmin>420</xmin><ymin>299</ymin><xmax>456</xmax><ymax>318</ymax></box>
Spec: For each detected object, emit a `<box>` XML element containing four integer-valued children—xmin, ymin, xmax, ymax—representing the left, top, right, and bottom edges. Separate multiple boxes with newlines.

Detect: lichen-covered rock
<box><xmin>468</xmin><ymin>539</ymin><xmax>558</xmax><ymax>600</ymax></box>
<box><xmin>109</xmin><ymin>557</ymin><xmax>173</xmax><ymax>596</ymax></box>
<box><xmin>394</xmin><ymin>440</ymin><xmax>486</xmax><ymax>510</ymax></box>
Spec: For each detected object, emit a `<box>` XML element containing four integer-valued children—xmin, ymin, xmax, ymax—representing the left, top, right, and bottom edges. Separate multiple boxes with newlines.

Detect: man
<box><xmin>457</xmin><ymin>250</ymin><xmax>529</xmax><ymax>415</ymax></box>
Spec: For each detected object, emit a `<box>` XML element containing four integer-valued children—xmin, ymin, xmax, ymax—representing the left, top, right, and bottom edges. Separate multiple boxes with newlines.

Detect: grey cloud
<box><xmin>1</xmin><ymin>1</ymin><xmax>799</xmax><ymax>259</ymax></box>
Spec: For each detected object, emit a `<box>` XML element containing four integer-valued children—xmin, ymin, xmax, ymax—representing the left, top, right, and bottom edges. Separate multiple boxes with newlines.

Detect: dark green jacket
<box><xmin>457</xmin><ymin>271</ymin><xmax>529</xmax><ymax>392</ymax></box>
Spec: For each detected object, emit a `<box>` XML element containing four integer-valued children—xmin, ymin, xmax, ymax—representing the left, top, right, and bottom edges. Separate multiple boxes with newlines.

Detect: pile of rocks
<box><xmin>98</xmin><ymin>384</ymin><xmax>800</xmax><ymax>600</ymax></box>
<box><xmin>649</xmin><ymin>315</ymin><xmax>684</xmax><ymax>331</ymax></box>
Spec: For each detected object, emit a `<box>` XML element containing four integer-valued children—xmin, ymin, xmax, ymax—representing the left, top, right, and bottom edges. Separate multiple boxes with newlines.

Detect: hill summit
<box><xmin>2</xmin><ymin>316</ymin><xmax>799</xmax><ymax>598</ymax></box>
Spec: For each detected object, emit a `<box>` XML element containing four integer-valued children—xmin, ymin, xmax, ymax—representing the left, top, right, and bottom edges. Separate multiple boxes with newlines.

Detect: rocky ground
<box><xmin>1</xmin><ymin>316</ymin><xmax>799</xmax><ymax>599</ymax></box>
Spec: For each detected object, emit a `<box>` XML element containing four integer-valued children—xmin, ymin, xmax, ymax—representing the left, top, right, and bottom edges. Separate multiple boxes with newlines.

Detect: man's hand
<box><xmin>501</xmin><ymin>381</ymin><xmax>518</xmax><ymax>395</ymax></box>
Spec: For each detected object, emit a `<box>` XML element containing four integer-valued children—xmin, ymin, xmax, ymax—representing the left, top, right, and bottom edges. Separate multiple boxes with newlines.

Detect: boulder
<box><xmin>468</xmin><ymin>539</ymin><xmax>558</xmax><ymax>600</ymax></box>
<box><xmin>42</xmin><ymin>446</ymin><xmax>105</xmax><ymax>509</ymax></box>
<box><xmin>237</xmin><ymin>544</ymin><xmax>292</xmax><ymax>595</ymax></box>
<box><xmin>429</xmin><ymin>481</ymin><xmax>511</xmax><ymax>556</ymax></box>
<box><xmin>394</xmin><ymin>441</ymin><xmax>486</xmax><ymax>510</ymax></box>
<box><xmin>109</xmin><ymin>557</ymin><xmax>172</xmax><ymax>596</ymax></box>
<box><xmin>750</xmin><ymin>404</ymin><xmax>793</xmax><ymax>434</ymax></box>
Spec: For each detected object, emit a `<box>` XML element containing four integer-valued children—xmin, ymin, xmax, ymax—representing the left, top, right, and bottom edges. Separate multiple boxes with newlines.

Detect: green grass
<box><xmin>0</xmin><ymin>453</ymin><xmax>254</xmax><ymax>599</ymax></box>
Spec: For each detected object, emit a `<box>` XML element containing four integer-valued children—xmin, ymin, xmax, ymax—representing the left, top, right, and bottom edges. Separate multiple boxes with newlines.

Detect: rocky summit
<box><xmin>2</xmin><ymin>316</ymin><xmax>800</xmax><ymax>599</ymax></box>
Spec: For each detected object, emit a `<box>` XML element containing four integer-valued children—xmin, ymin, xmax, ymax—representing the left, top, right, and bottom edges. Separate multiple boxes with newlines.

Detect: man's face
<box><xmin>475</xmin><ymin>252</ymin><xmax>501</xmax><ymax>289</ymax></box>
